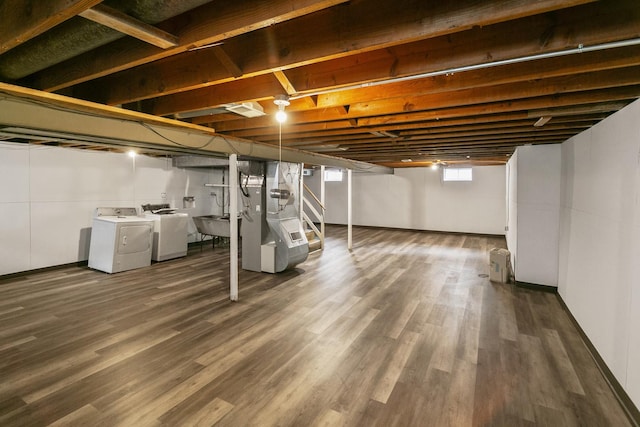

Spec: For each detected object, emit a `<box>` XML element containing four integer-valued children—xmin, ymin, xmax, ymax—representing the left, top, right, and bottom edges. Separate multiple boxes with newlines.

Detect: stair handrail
<box><xmin>302</xmin><ymin>182</ymin><xmax>325</xmax><ymax>251</ymax></box>
<box><xmin>303</xmin><ymin>183</ymin><xmax>325</xmax><ymax>212</ymax></box>
<box><xmin>303</xmin><ymin>211</ymin><xmax>321</xmax><ymax>238</ymax></box>
<box><xmin>303</xmin><ymin>196</ymin><xmax>323</xmax><ymax>224</ymax></box>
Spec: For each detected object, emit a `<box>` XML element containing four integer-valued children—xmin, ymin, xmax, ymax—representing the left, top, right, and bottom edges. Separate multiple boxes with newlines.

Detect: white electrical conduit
<box><xmin>288</xmin><ymin>38</ymin><xmax>640</xmax><ymax>101</ymax></box>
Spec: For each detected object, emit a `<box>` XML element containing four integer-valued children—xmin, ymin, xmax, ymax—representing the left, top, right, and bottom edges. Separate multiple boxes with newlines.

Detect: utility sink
<box><xmin>192</xmin><ymin>215</ymin><xmax>241</xmax><ymax>239</ymax></box>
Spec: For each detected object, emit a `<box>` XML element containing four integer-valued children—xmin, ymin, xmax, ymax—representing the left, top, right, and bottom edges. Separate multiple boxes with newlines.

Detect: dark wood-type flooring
<box><xmin>0</xmin><ymin>225</ymin><xmax>631</xmax><ymax>426</ymax></box>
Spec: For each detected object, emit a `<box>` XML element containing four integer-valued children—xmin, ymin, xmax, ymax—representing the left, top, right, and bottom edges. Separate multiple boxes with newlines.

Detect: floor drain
<box><xmin>478</xmin><ymin>273</ymin><xmax>489</xmax><ymax>278</ymax></box>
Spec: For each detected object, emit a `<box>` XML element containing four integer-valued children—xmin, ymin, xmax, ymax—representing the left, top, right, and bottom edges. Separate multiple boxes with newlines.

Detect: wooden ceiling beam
<box><xmin>195</xmin><ymin>106</ymin><xmax>353</xmax><ymax>130</ymax></box>
<box><xmin>346</xmin><ymin>66</ymin><xmax>640</xmax><ymax>118</ymax></box>
<box><xmin>27</xmin><ymin>0</ymin><xmax>351</xmax><ymax>91</ymax></box>
<box><xmin>147</xmin><ymin>74</ymin><xmax>283</xmax><ymax>116</ymax></box>
<box><xmin>332</xmin><ymin>131</ymin><xmax>581</xmax><ymax>152</ymax></box>
<box><xmin>285</xmin><ymin>0</ymin><xmax>640</xmax><ymax>94</ymax></box>
<box><xmin>212</xmin><ymin>46</ymin><xmax>243</xmax><ymax>78</ymax></box>
<box><xmin>280</xmin><ymin>123</ymin><xmax>596</xmax><ymax>148</ymax></box>
<box><xmin>79</xmin><ymin>4</ymin><xmax>179</xmax><ymax>49</ymax></box>
<box><xmin>143</xmin><ymin>44</ymin><xmax>640</xmax><ymax>116</ymax></box>
<box><xmin>379</xmin><ymin>160</ymin><xmax>509</xmax><ymax>167</ymax></box>
<box><xmin>221</xmin><ymin>97</ymin><xmax>634</xmax><ymax>149</ymax></box>
<box><xmin>220</xmin><ymin>109</ymin><xmax>608</xmax><ymax>139</ymax></box>
<box><xmin>341</xmin><ymin>138</ymin><xmax>567</xmax><ymax>159</ymax></box>
<box><xmin>356</xmin><ymin>97</ymin><xmax>636</xmax><ymax>127</ymax></box>
<box><xmin>316</xmin><ymin>46</ymin><xmax>640</xmax><ymax>108</ymax></box>
<box><xmin>252</xmin><ymin>115</ymin><xmax>606</xmax><ymax>144</ymax></box>
<box><xmin>0</xmin><ymin>0</ymin><xmax>103</xmax><ymax>54</ymax></box>
<box><xmin>67</xmin><ymin>0</ymin><xmax>599</xmax><ymax>105</ymax></box>
<box><xmin>262</xmin><ymin>121</ymin><xmax>591</xmax><ymax>145</ymax></box>
<box><xmin>338</xmin><ymin>146</ymin><xmax>553</xmax><ymax>161</ymax></box>
<box><xmin>273</xmin><ymin>70</ymin><xmax>297</xmax><ymax>96</ymax></box>
<box><xmin>172</xmin><ymin>61</ymin><xmax>640</xmax><ymax>129</ymax></box>
<box><xmin>210</xmin><ymin>75</ymin><xmax>640</xmax><ymax>135</ymax></box>
<box><xmin>298</xmin><ymin>129</ymin><xmax>582</xmax><ymax>150</ymax></box>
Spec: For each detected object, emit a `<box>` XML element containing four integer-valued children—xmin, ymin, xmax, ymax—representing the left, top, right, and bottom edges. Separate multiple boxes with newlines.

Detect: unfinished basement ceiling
<box><xmin>1</xmin><ymin>0</ymin><xmax>639</xmax><ymax>167</ymax></box>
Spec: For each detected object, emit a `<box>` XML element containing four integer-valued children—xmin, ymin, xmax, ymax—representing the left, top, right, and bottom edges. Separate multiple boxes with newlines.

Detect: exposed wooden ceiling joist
<box><xmin>26</xmin><ymin>0</ymin><xmax>351</xmax><ymax>92</ymax></box>
<box><xmin>203</xmin><ymin>69</ymin><xmax>640</xmax><ymax>136</ymax></box>
<box><xmin>212</xmin><ymin>46</ymin><xmax>243</xmax><ymax>78</ymax></box>
<box><xmin>67</xmin><ymin>0</ymin><xmax>602</xmax><ymax>106</ymax></box>
<box><xmin>1</xmin><ymin>0</ymin><xmax>639</xmax><ymax>166</ymax></box>
<box><xmin>236</xmin><ymin>114</ymin><xmax>606</xmax><ymax>143</ymax></box>
<box><xmin>0</xmin><ymin>0</ymin><xmax>103</xmax><ymax>54</ymax></box>
<box><xmin>78</xmin><ymin>4</ymin><xmax>179</xmax><ymax>49</ymax></box>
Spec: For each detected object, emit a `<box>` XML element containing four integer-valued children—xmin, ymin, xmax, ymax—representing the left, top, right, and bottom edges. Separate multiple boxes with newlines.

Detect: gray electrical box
<box><xmin>241</xmin><ymin>184</ymin><xmax>266</xmax><ymax>272</ymax></box>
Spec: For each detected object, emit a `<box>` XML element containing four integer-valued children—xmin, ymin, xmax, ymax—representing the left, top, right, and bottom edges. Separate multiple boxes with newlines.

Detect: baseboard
<box><xmin>513</xmin><ymin>281</ymin><xmax>558</xmax><ymax>294</ymax></box>
<box><xmin>0</xmin><ymin>260</ymin><xmax>89</xmax><ymax>281</ymax></box>
<box><xmin>323</xmin><ymin>223</ymin><xmax>505</xmax><ymax>238</ymax></box>
<box><xmin>556</xmin><ymin>294</ymin><xmax>640</xmax><ymax>427</ymax></box>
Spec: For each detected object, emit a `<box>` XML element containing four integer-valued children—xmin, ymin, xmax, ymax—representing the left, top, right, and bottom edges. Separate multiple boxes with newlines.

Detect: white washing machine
<box><xmin>88</xmin><ymin>207</ymin><xmax>154</xmax><ymax>273</ymax></box>
<box><xmin>142</xmin><ymin>204</ymin><xmax>188</xmax><ymax>262</ymax></box>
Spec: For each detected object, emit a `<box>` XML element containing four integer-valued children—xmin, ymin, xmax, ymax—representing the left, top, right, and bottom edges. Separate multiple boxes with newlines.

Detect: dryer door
<box><xmin>117</xmin><ymin>224</ymin><xmax>152</xmax><ymax>254</ymax></box>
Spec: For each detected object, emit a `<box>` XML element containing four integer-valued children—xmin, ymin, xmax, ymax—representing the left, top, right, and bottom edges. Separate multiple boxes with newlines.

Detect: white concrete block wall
<box><xmin>505</xmin><ymin>155</ymin><xmax>518</xmax><ymax>273</ymax></box>
<box><xmin>0</xmin><ymin>143</ymin><xmax>224</xmax><ymax>275</ymax></box>
<box><xmin>0</xmin><ymin>142</ymin><xmax>31</xmax><ymax>274</ymax></box>
<box><xmin>506</xmin><ymin>144</ymin><xmax>561</xmax><ymax>286</ymax></box>
<box><xmin>558</xmin><ymin>98</ymin><xmax>640</xmax><ymax>406</ymax></box>
<box><xmin>305</xmin><ymin>164</ymin><xmax>506</xmax><ymax>235</ymax></box>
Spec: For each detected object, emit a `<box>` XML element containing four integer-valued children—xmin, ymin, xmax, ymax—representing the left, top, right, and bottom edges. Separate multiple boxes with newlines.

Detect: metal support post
<box><xmin>347</xmin><ymin>168</ymin><xmax>352</xmax><ymax>250</ymax></box>
<box><xmin>229</xmin><ymin>153</ymin><xmax>238</xmax><ymax>301</ymax></box>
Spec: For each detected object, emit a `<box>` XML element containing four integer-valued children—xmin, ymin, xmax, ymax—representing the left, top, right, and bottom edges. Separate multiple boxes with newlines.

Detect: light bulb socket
<box><xmin>273</xmin><ymin>94</ymin><xmax>290</xmax><ymax>108</ymax></box>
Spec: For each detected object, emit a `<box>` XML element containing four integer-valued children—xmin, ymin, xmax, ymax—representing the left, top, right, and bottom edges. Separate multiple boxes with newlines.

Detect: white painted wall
<box><xmin>304</xmin><ymin>165</ymin><xmax>506</xmax><ymax>235</ymax></box>
<box><xmin>506</xmin><ymin>144</ymin><xmax>562</xmax><ymax>286</ymax></box>
<box><xmin>0</xmin><ymin>142</ymin><xmax>225</xmax><ymax>275</ymax></box>
<box><xmin>558</xmin><ymin>98</ymin><xmax>640</xmax><ymax>407</ymax></box>
<box><xmin>505</xmin><ymin>152</ymin><xmax>518</xmax><ymax>272</ymax></box>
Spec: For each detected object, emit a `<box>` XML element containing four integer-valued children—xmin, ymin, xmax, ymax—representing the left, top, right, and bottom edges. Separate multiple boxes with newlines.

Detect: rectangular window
<box><xmin>324</xmin><ymin>169</ymin><xmax>343</xmax><ymax>182</ymax></box>
<box><xmin>443</xmin><ymin>167</ymin><xmax>473</xmax><ymax>182</ymax></box>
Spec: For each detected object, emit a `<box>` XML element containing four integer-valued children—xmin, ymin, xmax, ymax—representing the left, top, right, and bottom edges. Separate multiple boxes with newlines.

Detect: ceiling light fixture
<box><xmin>274</xmin><ymin>95</ymin><xmax>290</xmax><ymax>123</ymax></box>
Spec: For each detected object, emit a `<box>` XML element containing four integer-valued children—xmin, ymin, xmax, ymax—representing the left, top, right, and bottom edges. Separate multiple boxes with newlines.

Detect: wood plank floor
<box><xmin>0</xmin><ymin>225</ymin><xmax>631</xmax><ymax>426</ymax></box>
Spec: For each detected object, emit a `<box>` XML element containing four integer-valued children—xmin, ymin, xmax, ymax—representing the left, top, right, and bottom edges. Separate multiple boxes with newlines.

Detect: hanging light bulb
<box><xmin>275</xmin><ymin>109</ymin><xmax>287</xmax><ymax>123</ymax></box>
<box><xmin>273</xmin><ymin>94</ymin><xmax>290</xmax><ymax>123</ymax></box>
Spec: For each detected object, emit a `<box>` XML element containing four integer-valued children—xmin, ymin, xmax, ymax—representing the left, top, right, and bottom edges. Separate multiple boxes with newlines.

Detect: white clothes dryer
<box><xmin>88</xmin><ymin>208</ymin><xmax>154</xmax><ymax>273</ymax></box>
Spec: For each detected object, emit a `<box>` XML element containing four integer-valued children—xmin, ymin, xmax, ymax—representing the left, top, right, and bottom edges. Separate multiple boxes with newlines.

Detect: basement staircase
<box><xmin>302</xmin><ymin>183</ymin><xmax>325</xmax><ymax>254</ymax></box>
<box><xmin>305</xmin><ymin>227</ymin><xmax>322</xmax><ymax>253</ymax></box>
